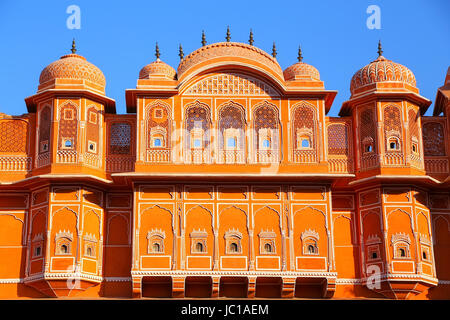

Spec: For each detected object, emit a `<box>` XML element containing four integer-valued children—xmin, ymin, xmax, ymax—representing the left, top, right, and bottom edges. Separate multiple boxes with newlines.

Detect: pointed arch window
<box><xmin>185</xmin><ymin>102</ymin><xmax>211</xmax><ymax>164</ymax></box>
<box><xmin>145</xmin><ymin>101</ymin><xmax>172</xmax><ymax>163</ymax></box>
<box><xmin>253</xmin><ymin>102</ymin><xmax>280</xmax><ymax>163</ymax></box>
<box><xmin>218</xmin><ymin>102</ymin><xmax>246</xmax><ymax>163</ymax></box>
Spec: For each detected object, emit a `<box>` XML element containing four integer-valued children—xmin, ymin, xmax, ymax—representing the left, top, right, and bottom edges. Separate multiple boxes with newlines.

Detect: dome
<box><xmin>177</xmin><ymin>42</ymin><xmax>284</xmax><ymax>82</ymax></box>
<box><xmin>283</xmin><ymin>62</ymin><xmax>320</xmax><ymax>81</ymax></box>
<box><xmin>39</xmin><ymin>53</ymin><xmax>106</xmax><ymax>88</ymax></box>
<box><xmin>139</xmin><ymin>59</ymin><xmax>176</xmax><ymax>80</ymax></box>
<box><xmin>350</xmin><ymin>55</ymin><xmax>416</xmax><ymax>95</ymax></box>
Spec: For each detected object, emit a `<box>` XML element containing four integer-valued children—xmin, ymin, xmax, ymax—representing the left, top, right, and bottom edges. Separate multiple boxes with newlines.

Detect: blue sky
<box><xmin>0</xmin><ymin>0</ymin><xmax>448</xmax><ymax>116</ymax></box>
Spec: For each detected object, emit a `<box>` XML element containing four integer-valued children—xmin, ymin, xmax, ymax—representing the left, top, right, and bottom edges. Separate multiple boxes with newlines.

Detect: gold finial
<box><xmin>377</xmin><ymin>40</ymin><xmax>383</xmax><ymax>57</ymax></box>
<box><xmin>179</xmin><ymin>44</ymin><xmax>184</xmax><ymax>60</ymax></box>
<box><xmin>226</xmin><ymin>26</ymin><xmax>231</xmax><ymax>42</ymax></box>
<box><xmin>201</xmin><ymin>30</ymin><xmax>207</xmax><ymax>46</ymax></box>
<box><xmin>272</xmin><ymin>42</ymin><xmax>277</xmax><ymax>58</ymax></box>
<box><xmin>155</xmin><ymin>42</ymin><xmax>160</xmax><ymax>60</ymax></box>
<box><xmin>297</xmin><ymin>46</ymin><xmax>303</xmax><ymax>62</ymax></box>
<box><xmin>71</xmin><ymin>38</ymin><xmax>77</xmax><ymax>54</ymax></box>
<box><xmin>249</xmin><ymin>29</ymin><xmax>254</xmax><ymax>46</ymax></box>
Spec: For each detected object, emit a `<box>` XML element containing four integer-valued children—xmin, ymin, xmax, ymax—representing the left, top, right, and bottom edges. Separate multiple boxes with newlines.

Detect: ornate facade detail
<box><xmin>184</xmin><ymin>73</ymin><xmax>278</xmax><ymax>96</ymax></box>
<box><xmin>390</xmin><ymin>233</ymin><xmax>411</xmax><ymax>245</ymax></box>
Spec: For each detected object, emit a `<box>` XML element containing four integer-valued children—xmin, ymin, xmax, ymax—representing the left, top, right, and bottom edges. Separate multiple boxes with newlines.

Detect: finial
<box><xmin>71</xmin><ymin>38</ymin><xmax>77</xmax><ymax>54</ymax></box>
<box><xmin>377</xmin><ymin>40</ymin><xmax>383</xmax><ymax>57</ymax></box>
<box><xmin>297</xmin><ymin>46</ymin><xmax>303</xmax><ymax>62</ymax></box>
<box><xmin>249</xmin><ymin>29</ymin><xmax>254</xmax><ymax>46</ymax></box>
<box><xmin>202</xmin><ymin>30</ymin><xmax>207</xmax><ymax>46</ymax></box>
<box><xmin>226</xmin><ymin>26</ymin><xmax>231</xmax><ymax>42</ymax></box>
<box><xmin>272</xmin><ymin>42</ymin><xmax>277</xmax><ymax>58</ymax></box>
<box><xmin>155</xmin><ymin>42</ymin><xmax>160</xmax><ymax>60</ymax></box>
<box><xmin>179</xmin><ymin>44</ymin><xmax>184</xmax><ymax>60</ymax></box>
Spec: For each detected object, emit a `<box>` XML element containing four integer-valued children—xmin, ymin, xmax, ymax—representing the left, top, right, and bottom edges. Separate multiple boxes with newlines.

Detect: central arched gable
<box><xmin>180</xmin><ymin>71</ymin><xmax>281</xmax><ymax>97</ymax></box>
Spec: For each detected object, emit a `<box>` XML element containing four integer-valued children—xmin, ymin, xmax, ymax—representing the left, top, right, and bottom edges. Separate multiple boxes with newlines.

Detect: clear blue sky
<box><xmin>0</xmin><ymin>0</ymin><xmax>448</xmax><ymax>116</ymax></box>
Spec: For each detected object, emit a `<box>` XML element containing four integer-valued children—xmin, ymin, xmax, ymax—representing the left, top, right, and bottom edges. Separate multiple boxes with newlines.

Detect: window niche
<box><xmin>55</xmin><ymin>230</ymin><xmax>73</xmax><ymax>255</ymax></box>
<box><xmin>296</xmin><ymin>128</ymin><xmax>313</xmax><ymax>150</ymax></box>
<box><xmin>419</xmin><ymin>234</ymin><xmax>432</xmax><ymax>262</ymax></box>
<box><xmin>150</xmin><ymin>126</ymin><xmax>167</xmax><ymax>148</ymax></box>
<box><xmin>83</xmin><ymin>233</ymin><xmax>97</xmax><ymax>258</ymax></box>
<box><xmin>147</xmin><ymin>229</ymin><xmax>165</xmax><ymax>254</ymax></box>
<box><xmin>391</xmin><ymin>233</ymin><xmax>411</xmax><ymax>259</ymax></box>
<box><xmin>32</xmin><ymin>233</ymin><xmax>44</xmax><ymax>258</ymax></box>
<box><xmin>386</xmin><ymin>130</ymin><xmax>401</xmax><ymax>152</ymax></box>
<box><xmin>301</xmin><ymin>229</ymin><xmax>319</xmax><ymax>255</ymax></box>
<box><xmin>362</xmin><ymin>136</ymin><xmax>375</xmax><ymax>154</ymax></box>
<box><xmin>258</xmin><ymin>230</ymin><xmax>276</xmax><ymax>254</ymax></box>
<box><xmin>190</xmin><ymin>229</ymin><xmax>208</xmax><ymax>254</ymax></box>
<box><xmin>366</xmin><ymin>234</ymin><xmax>382</xmax><ymax>262</ymax></box>
<box><xmin>224</xmin><ymin>229</ymin><xmax>242</xmax><ymax>254</ymax></box>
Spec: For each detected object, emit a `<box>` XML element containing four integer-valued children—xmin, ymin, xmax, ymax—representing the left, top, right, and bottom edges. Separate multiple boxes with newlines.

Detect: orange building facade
<box><xmin>0</xmin><ymin>40</ymin><xmax>450</xmax><ymax>299</ymax></box>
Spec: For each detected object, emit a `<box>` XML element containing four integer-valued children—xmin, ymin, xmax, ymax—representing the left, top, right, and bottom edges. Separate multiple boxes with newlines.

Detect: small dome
<box><xmin>39</xmin><ymin>53</ymin><xmax>106</xmax><ymax>88</ymax></box>
<box><xmin>139</xmin><ymin>59</ymin><xmax>176</xmax><ymax>80</ymax></box>
<box><xmin>350</xmin><ymin>55</ymin><xmax>416</xmax><ymax>95</ymax></box>
<box><xmin>283</xmin><ymin>62</ymin><xmax>320</xmax><ymax>81</ymax></box>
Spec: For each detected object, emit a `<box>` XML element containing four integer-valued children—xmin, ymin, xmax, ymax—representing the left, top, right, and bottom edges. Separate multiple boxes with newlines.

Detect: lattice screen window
<box><xmin>39</xmin><ymin>107</ymin><xmax>51</xmax><ymax>154</ymax></box>
<box><xmin>360</xmin><ymin>108</ymin><xmax>377</xmax><ymax>154</ymax></box>
<box><xmin>293</xmin><ymin>105</ymin><xmax>316</xmax><ymax>150</ymax></box>
<box><xmin>422</xmin><ymin>122</ymin><xmax>445</xmax><ymax>156</ymax></box>
<box><xmin>253</xmin><ymin>104</ymin><xmax>279</xmax><ymax>151</ymax></box>
<box><xmin>110</xmin><ymin>123</ymin><xmax>131</xmax><ymax>155</ymax></box>
<box><xmin>384</xmin><ymin>105</ymin><xmax>402</xmax><ymax>153</ymax></box>
<box><xmin>58</xmin><ymin>104</ymin><xmax>78</xmax><ymax>151</ymax></box>
<box><xmin>327</xmin><ymin>123</ymin><xmax>349</xmax><ymax>156</ymax></box>
<box><xmin>218</xmin><ymin>103</ymin><xmax>245</xmax><ymax>151</ymax></box>
<box><xmin>0</xmin><ymin>120</ymin><xmax>28</xmax><ymax>153</ymax></box>
<box><xmin>185</xmin><ymin>102</ymin><xmax>211</xmax><ymax>150</ymax></box>
<box><xmin>408</xmin><ymin>109</ymin><xmax>420</xmax><ymax>154</ymax></box>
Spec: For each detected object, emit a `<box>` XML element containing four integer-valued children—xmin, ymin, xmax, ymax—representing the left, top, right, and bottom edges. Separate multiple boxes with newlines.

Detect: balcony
<box><xmin>0</xmin><ymin>156</ymin><xmax>31</xmax><ymax>172</ymax></box>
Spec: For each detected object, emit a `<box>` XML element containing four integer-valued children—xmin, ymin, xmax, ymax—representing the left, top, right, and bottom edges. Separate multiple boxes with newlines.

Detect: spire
<box><xmin>226</xmin><ymin>26</ymin><xmax>231</xmax><ymax>42</ymax></box>
<box><xmin>249</xmin><ymin>29</ymin><xmax>254</xmax><ymax>46</ymax></box>
<box><xmin>272</xmin><ymin>42</ymin><xmax>277</xmax><ymax>58</ymax></box>
<box><xmin>377</xmin><ymin>40</ymin><xmax>383</xmax><ymax>57</ymax></box>
<box><xmin>155</xmin><ymin>42</ymin><xmax>160</xmax><ymax>60</ymax></box>
<box><xmin>202</xmin><ymin>30</ymin><xmax>207</xmax><ymax>46</ymax></box>
<box><xmin>179</xmin><ymin>44</ymin><xmax>184</xmax><ymax>60</ymax></box>
<box><xmin>297</xmin><ymin>45</ymin><xmax>303</xmax><ymax>62</ymax></box>
<box><xmin>71</xmin><ymin>38</ymin><xmax>77</xmax><ymax>54</ymax></box>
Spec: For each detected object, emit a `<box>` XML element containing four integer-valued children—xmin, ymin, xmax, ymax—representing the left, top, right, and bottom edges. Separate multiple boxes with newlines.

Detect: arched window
<box><xmin>58</xmin><ymin>103</ymin><xmax>78</xmax><ymax>153</ymax></box>
<box><xmin>224</xmin><ymin>230</ymin><xmax>242</xmax><ymax>254</ymax></box>
<box><xmin>64</xmin><ymin>139</ymin><xmax>73</xmax><ymax>148</ymax></box>
<box><xmin>218</xmin><ymin>102</ymin><xmax>246</xmax><ymax>163</ymax></box>
<box><xmin>384</xmin><ymin>105</ymin><xmax>402</xmax><ymax>153</ymax></box>
<box><xmin>292</xmin><ymin>103</ymin><xmax>317</xmax><ymax>163</ymax></box>
<box><xmin>253</xmin><ymin>102</ymin><xmax>279</xmax><ymax>163</ymax></box>
<box><xmin>39</xmin><ymin>106</ymin><xmax>51</xmax><ymax>155</ymax></box>
<box><xmin>152</xmin><ymin>242</ymin><xmax>161</xmax><ymax>253</ymax></box>
<box><xmin>146</xmin><ymin>101</ymin><xmax>171</xmax><ymax>162</ymax></box>
<box><xmin>229</xmin><ymin>242</ymin><xmax>239</xmax><ymax>253</ymax></box>
<box><xmin>185</xmin><ymin>101</ymin><xmax>211</xmax><ymax>163</ymax></box>
<box><xmin>147</xmin><ymin>230</ymin><xmax>165</xmax><ymax>254</ymax></box>
<box><xmin>360</xmin><ymin>108</ymin><xmax>377</xmax><ymax>155</ymax></box>
<box><xmin>391</xmin><ymin>233</ymin><xmax>411</xmax><ymax>259</ymax></box>
<box><xmin>55</xmin><ymin>231</ymin><xmax>73</xmax><ymax>255</ymax></box>
<box><xmin>264</xmin><ymin>243</ymin><xmax>273</xmax><ymax>253</ymax></box>
<box><xmin>196</xmin><ymin>242</ymin><xmax>204</xmax><ymax>252</ymax></box>
<box><xmin>301</xmin><ymin>230</ymin><xmax>319</xmax><ymax>255</ymax></box>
